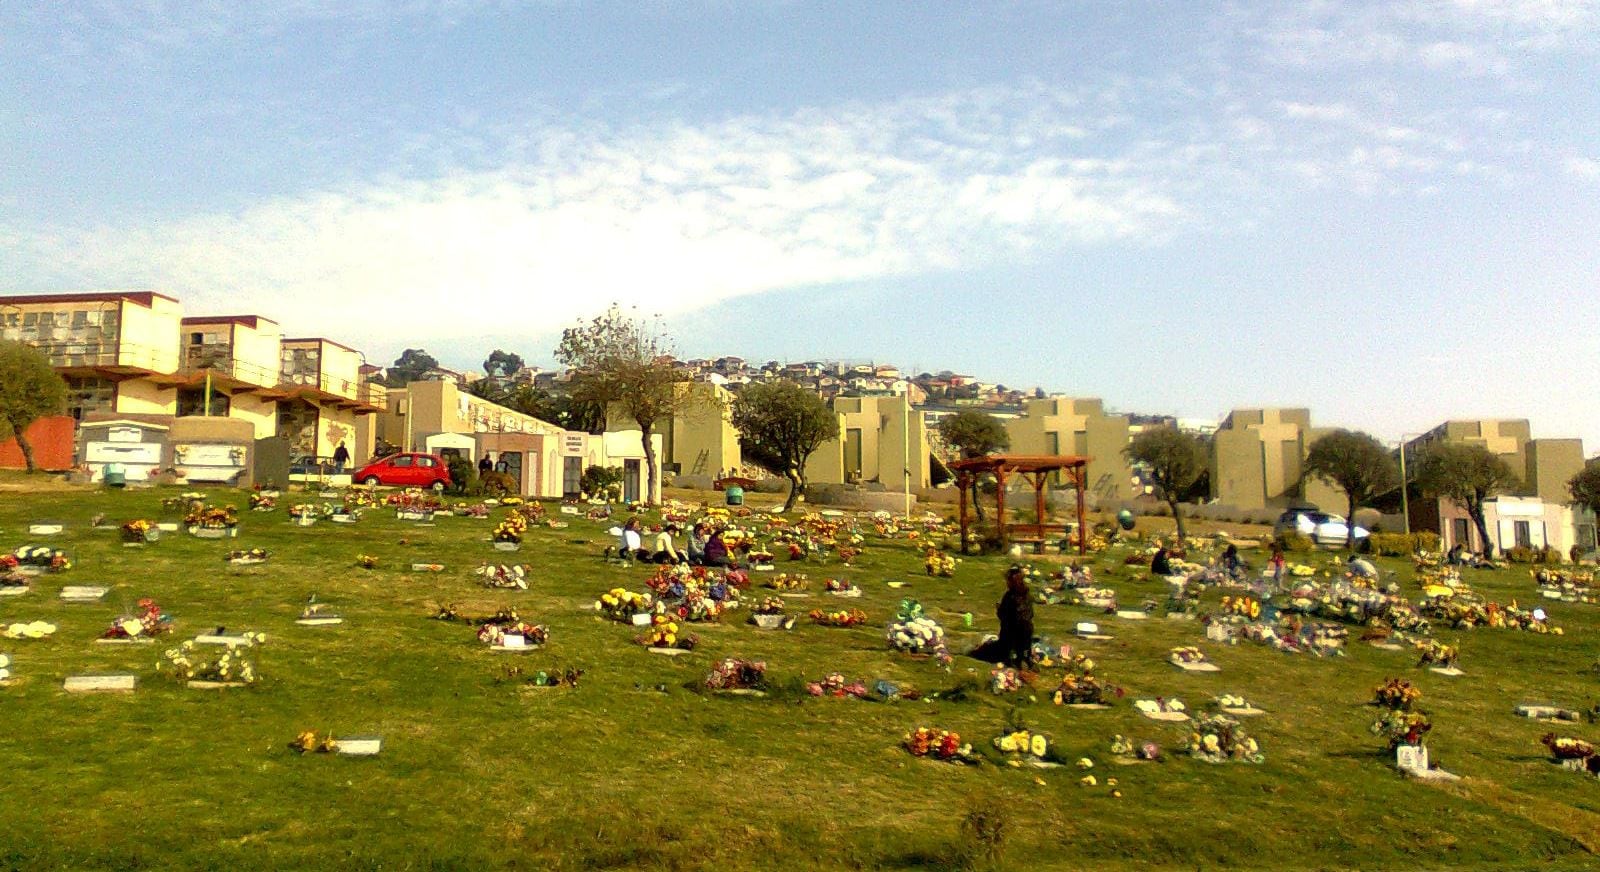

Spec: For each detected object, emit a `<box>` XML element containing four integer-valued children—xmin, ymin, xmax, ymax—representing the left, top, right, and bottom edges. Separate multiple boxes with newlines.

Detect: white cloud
<box><xmin>2</xmin><ymin>86</ymin><xmax>1190</xmax><ymax>345</ymax></box>
<box><xmin>1566</xmin><ymin>156</ymin><xmax>1600</xmax><ymax>179</ymax></box>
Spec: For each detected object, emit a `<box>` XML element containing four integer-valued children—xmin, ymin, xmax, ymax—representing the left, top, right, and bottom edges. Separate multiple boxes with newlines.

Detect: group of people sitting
<box><xmin>608</xmin><ymin>518</ymin><xmax>736</xmax><ymax>567</ymax></box>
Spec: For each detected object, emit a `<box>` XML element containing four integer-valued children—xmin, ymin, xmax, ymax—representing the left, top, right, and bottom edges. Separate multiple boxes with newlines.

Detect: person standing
<box><xmin>331</xmin><ymin>441</ymin><xmax>350</xmax><ymax>475</ymax></box>
<box><xmin>478</xmin><ymin>454</ymin><xmax>493</xmax><ymax>478</ymax></box>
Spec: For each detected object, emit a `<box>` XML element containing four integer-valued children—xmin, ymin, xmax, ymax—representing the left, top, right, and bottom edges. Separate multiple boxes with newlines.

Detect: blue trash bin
<box><xmin>725</xmin><ymin>485</ymin><xmax>744</xmax><ymax>507</ymax></box>
<box><xmin>103</xmin><ymin>463</ymin><xmax>126</xmax><ymax>488</ymax></box>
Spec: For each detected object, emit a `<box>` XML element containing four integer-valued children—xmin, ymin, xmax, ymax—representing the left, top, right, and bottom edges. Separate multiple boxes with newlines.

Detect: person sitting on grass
<box><xmin>1347</xmin><ymin>554</ymin><xmax>1379</xmax><ymax>581</ymax></box>
<box><xmin>607</xmin><ymin>517</ymin><xmax>645</xmax><ymax>562</ymax></box>
<box><xmin>686</xmin><ymin>523</ymin><xmax>710</xmax><ymax>565</ymax></box>
<box><xmin>702</xmin><ymin>528</ymin><xmax>732</xmax><ymax>568</ymax></box>
<box><xmin>648</xmin><ymin>525</ymin><xmax>686</xmax><ymax>564</ymax></box>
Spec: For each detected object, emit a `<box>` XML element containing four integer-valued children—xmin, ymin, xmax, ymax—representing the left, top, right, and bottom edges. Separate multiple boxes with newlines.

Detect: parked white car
<box><xmin>1274</xmin><ymin>509</ymin><xmax>1369</xmax><ymax>547</ymax></box>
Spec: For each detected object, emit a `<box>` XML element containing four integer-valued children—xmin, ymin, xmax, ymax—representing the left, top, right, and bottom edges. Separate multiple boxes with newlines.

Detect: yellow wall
<box><xmin>1211</xmin><ymin>408</ymin><xmax>1344</xmax><ymax>512</ymax></box>
<box><xmin>320</xmin><ymin>343</ymin><xmax>362</xmax><ymax>399</ymax></box>
<box><xmin>228</xmin><ymin>392</ymin><xmax>278</xmax><ymax>439</ymax></box>
<box><xmin>806</xmin><ymin>396</ymin><xmax>929</xmax><ymax>491</ymax></box>
<box><xmin>115</xmin><ymin>378</ymin><xmax>177</xmax><ymax>415</ymax></box>
<box><xmin>230</xmin><ymin>319</ymin><xmax>282</xmax><ymax>387</ymax></box>
<box><xmin>668</xmin><ymin>382</ymin><xmax>740</xmax><ymax>476</ymax></box>
<box><xmin>119</xmin><ymin>295</ymin><xmax>183</xmax><ymax>372</ymax></box>
<box><xmin>317</xmin><ymin>407</ymin><xmax>359</xmax><ymax>459</ymax></box>
<box><xmin>1004</xmin><ymin>397</ymin><xmax>1132</xmax><ymax>499</ymax></box>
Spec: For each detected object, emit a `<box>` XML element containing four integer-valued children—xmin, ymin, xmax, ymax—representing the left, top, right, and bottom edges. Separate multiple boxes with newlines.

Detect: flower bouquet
<box><xmin>1541</xmin><ymin>734</ymin><xmax>1600</xmax><ymax>773</ymax></box>
<box><xmin>249</xmin><ymin>493</ymin><xmax>277</xmax><ymax>512</ymax></box>
<box><xmin>903</xmin><ymin>727</ymin><xmax>974</xmax><ymax>763</ymax></box>
<box><xmin>1371</xmin><ymin>709</ymin><xmax>1432</xmax><ymax>749</ymax></box>
<box><xmin>1213</xmin><ymin>693</ymin><xmax>1263</xmax><ymax>715</ymax></box>
<box><xmin>595</xmin><ymin>588</ymin><xmax>655</xmax><ymax>625</ymax></box>
<box><xmin>160</xmin><ymin>640</ymin><xmax>258</xmax><ymax>687</ymax></box>
<box><xmin>1415</xmin><ymin>640</ymin><xmax>1460</xmax><ymax>671</ymax></box>
<box><xmin>765</xmin><ymin>573</ymin><xmax>808</xmax><ymax>592</ymax></box>
<box><xmin>1169</xmin><ymin>646</ymin><xmax>1218</xmax><ymax>671</ymax></box>
<box><xmin>887</xmin><ymin>600</ymin><xmax>949</xmax><ymax>663</ymax></box>
<box><xmin>924</xmin><ymin>549</ymin><xmax>956</xmax><ymax>577</ymax></box>
<box><xmin>286</xmin><ymin>504</ymin><xmax>319</xmax><ymax>526</ymax></box>
<box><xmin>355</xmin><ymin>554</ymin><xmax>379</xmax><ymax>569</ymax></box>
<box><xmin>824</xmin><ymin>578</ymin><xmax>861</xmax><ymax>597</ymax></box>
<box><xmin>1187</xmin><ymin>714</ymin><xmax>1264</xmax><ymax>763</ymax></box>
<box><xmin>1134</xmin><ymin>698</ymin><xmax>1189</xmax><ymax>721</ymax></box>
<box><xmin>223</xmin><ymin>548</ymin><xmax>269</xmax><ymax>566</ymax></box>
<box><xmin>638</xmin><ymin>615</ymin><xmax>698</xmax><ymax>652</ymax></box>
<box><xmin>1110</xmin><ymin>734</ymin><xmax>1163</xmax><ymax>761</ymax></box>
<box><xmin>3</xmin><ymin>620</ymin><xmax>57</xmax><ymax>639</ymax></box>
<box><xmin>498</xmin><ymin>664</ymin><xmax>584</xmax><ymax>689</ymax></box>
<box><xmin>475</xmin><ymin>563</ymin><xmax>529</xmax><ymax>590</ymax></box>
<box><xmin>185</xmin><ymin>505</ymin><xmax>239</xmax><ymax>537</ymax></box>
<box><xmin>289</xmin><ymin>730</ymin><xmax>341</xmax><ymax>754</ymax></box>
<box><xmin>806</xmin><ymin>672</ymin><xmax>869</xmax><ymax>698</ymax></box>
<box><xmin>749</xmin><ymin>596</ymin><xmax>793</xmax><ymax>629</ymax></box>
<box><xmin>432</xmin><ymin>602</ymin><xmax>463</xmax><ymax>621</ymax></box>
<box><xmin>1217</xmin><ymin>595</ymin><xmax>1261</xmax><ymax>621</ymax></box>
<box><xmin>993</xmin><ymin>729</ymin><xmax>1053</xmax><ymax>765</ymax></box>
<box><xmin>453</xmin><ymin>502</ymin><xmax>491</xmax><ymax>518</ymax></box>
<box><xmin>809</xmin><ymin>607</ymin><xmax>868</xmax><ymax>628</ymax></box>
<box><xmin>492</xmin><ymin>515</ymin><xmax>527</xmax><ymax>549</ymax></box>
<box><xmin>10</xmin><ymin>546</ymin><xmax>71</xmax><ymax>573</ymax></box>
<box><xmin>1077</xmin><ymin>587</ymin><xmax>1117</xmax><ymax>610</ymax></box>
<box><xmin>990</xmin><ymin>666</ymin><xmax>1024</xmax><ymax>694</ymax></box>
<box><xmin>390</xmin><ymin>490</ymin><xmax>442</xmax><ymax>519</ymax></box>
<box><xmin>705</xmin><ymin>657</ymin><xmax>767</xmax><ymax>692</ymax></box>
<box><xmin>1054</xmin><ymin>673</ymin><xmax>1122</xmax><ymax>707</ymax></box>
<box><xmin>120</xmin><ymin>519</ymin><xmax>157</xmax><ymax>544</ymax></box>
<box><xmin>477</xmin><ymin>610</ymin><xmax>549</xmax><ymax>649</ymax></box>
<box><xmin>99</xmin><ymin>598</ymin><xmax>172</xmax><ymax>641</ymax></box>
<box><xmin>836</xmin><ymin>546</ymin><xmax>860</xmax><ymax>566</ymax></box>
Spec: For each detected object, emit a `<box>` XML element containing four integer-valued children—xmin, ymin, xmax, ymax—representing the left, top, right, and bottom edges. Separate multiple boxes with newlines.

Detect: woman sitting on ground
<box><xmin>648</xmin><ymin>525</ymin><xmax>686</xmax><ymax>564</ymax></box>
<box><xmin>969</xmin><ymin>565</ymin><xmax>1036</xmax><ymax>668</ymax></box>
<box><xmin>1151</xmin><ymin>547</ymin><xmax>1175</xmax><ymax>577</ymax></box>
<box><xmin>702</xmin><ymin>528</ymin><xmax>732</xmax><ymax>568</ymax></box>
<box><xmin>686</xmin><ymin>523</ymin><xmax>710</xmax><ymax>565</ymax></box>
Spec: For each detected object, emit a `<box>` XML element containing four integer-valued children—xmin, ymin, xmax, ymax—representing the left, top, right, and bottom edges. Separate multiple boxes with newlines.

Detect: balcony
<box><xmin>19</xmin><ymin>340</ymin><xmax>172</xmax><ymax>375</ymax></box>
<box><xmin>180</xmin><ymin>347</ymin><xmax>283</xmax><ymax>390</ymax></box>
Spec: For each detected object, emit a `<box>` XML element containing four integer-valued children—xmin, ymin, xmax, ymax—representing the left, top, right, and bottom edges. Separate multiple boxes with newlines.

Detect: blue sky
<box><xmin>3</xmin><ymin>1</ymin><xmax>1598</xmax><ymax>447</ymax></box>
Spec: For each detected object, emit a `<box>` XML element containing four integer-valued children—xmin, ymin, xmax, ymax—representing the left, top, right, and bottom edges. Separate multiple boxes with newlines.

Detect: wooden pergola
<box><xmin>950</xmin><ymin>454</ymin><xmax>1090</xmax><ymax>555</ymax></box>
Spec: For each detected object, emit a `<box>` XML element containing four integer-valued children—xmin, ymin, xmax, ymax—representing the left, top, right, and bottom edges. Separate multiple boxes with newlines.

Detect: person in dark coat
<box><xmin>1151</xmin><ymin>547</ymin><xmax>1175</xmax><ymax>577</ymax></box>
<box><xmin>331</xmin><ymin>442</ymin><xmax>350</xmax><ymax>474</ymax></box>
<box><xmin>995</xmin><ymin>565</ymin><xmax>1035</xmax><ymax>667</ymax></box>
<box><xmin>703</xmin><ymin>529</ymin><xmax>731</xmax><ymax>567</ymax></box>
<box><xmin>478</xmin><ymin>455</ymin><xmax>493</xmax><ymax>478</ymax></box>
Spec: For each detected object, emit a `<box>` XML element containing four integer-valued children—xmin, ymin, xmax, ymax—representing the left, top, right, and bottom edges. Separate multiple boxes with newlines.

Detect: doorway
<box><xmin>563</xmin><ymin>456</ymin><xmax>582</xmax><ymax>498</ymax></box>
<box><xmin>623</xmin><ymin>459</ymin><xmax>641</xmax><ymax>503</ymax></box>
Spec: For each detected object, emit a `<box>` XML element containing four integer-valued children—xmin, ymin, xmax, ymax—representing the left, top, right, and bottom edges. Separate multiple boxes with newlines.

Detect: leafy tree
<box><xmin>501</xmin><ymin>385</ymin><xmax>605</xmax><ymax>434</ymax></box>
<box><xmin>731</xmin><ymin>381</ymin><xmax>839</xmax><ymax>512</ymax></box>
<box><xmin>555</xmin><ymin>305</ymin><xmax>692</xmax><ymax>504</ymax></box>
<box><xmin>385</xmin><ymin>348</ymin><xmax>439</xmax><ymax>386</ymax></box>
<box><xmin>1303</xmin><ymin>429</ymin><xmax>1399</xmax><ymax>551</ymax></box>
<box><xmin>463</xmin><ymin>378</ymin><xmax>506</xmax><ymax>402</ymax></box>
<box><xmin>1569</xmin><ymin>461</ymin><xmax>1600</xmax><ymax>517</ymax></box>
<box><xmin>0</xmin><ymin>341</ymin><xmax>68</xmax><ymax>473</ymax></box>
<box><xmin>938</xmin><ymin>410</ymin><xmax>1010</xmax><ymax>520</ymax></box>
<box><xmin>1124</xmin><ymin>428</ymin><xmax>1206</xmax><ymax>541</ymax></box>
<box><xmin>482</xmin><ymin>349</ymin><xmax>525</xmax><ymax>380</ymax></box>
<box><xmin>1414</xmin><ymin>442</ymin><xmax>1522</xmax><ymax>557</ymax></box>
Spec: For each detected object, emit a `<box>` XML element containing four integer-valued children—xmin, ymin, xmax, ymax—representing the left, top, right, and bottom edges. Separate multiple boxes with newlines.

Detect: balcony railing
<box><xmin>14</xmin><ymin>339</ymin><xmax>173</xmax><ymax>373</ymax></box>
<box><xmin>180</xmin><ymin>349</ymin><xmax>282</xmax><ymax>389</ymax></box>
<box><xmin>280</xmin><ymin>368</ymin><xmax>363</xmax><ymax>401</ymax></box>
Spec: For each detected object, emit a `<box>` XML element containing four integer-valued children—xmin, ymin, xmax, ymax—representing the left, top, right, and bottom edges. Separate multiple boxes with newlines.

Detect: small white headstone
<box><xmin>1205</xmin><ymin>623</ymin><xmax>1233</xmax><ymax>642</ymax></box>
<box><xmin>64</xmin><ymin>673</ymin><xmax>137</xmax><ymax>693</ymax></box>
<box><xmin>1396</xmin><ymin>744</ymin><xmax>1428</xmax><ymax>773</ymax></box>
<box><xmin>630</xmin><ymin>612</ymin><xmax>653</xmax><ymax>626</ymax></box>
<box><xmin>60</xmin><ymin>586</ymin><xmax>109</xmax><ymax>603</ymax></box>
<box><xmin>335</xmin><ymin>736</ymin><xmax>382</xmax><ymax>757</ymax></box>
<box><xmin>296</xmin><ymin>615</ymin><xmax>343</xmax><ymax>626</ymax></box>
<box><xmin>27</xmin><ymin>524</ymin><xmax>62</xmax><ymax>536</ymax></box>
<box><xmin>194</xmin><ymin>634</ymin><xmax>254</xmax><ymax>647</ymax></box>
<box><xmin>1115</xmin><ymin>609</ymin><xmax>1147</xmax><ymax>620</ymax></box>
<box><xmin>0</xmin><ymin>586</ymin><xmax>29</xmax><ymax>597</ymax></box>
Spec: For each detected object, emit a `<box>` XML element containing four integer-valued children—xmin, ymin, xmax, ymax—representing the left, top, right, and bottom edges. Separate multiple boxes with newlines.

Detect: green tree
<box><xmin>938</xmin><ymin>410</ymin><xmax>1010</xmax><ymax>521</ymax></box>
<box><xmin>482</xmin><ymin>349</ymin><xmax>525</xmax><ymax>380</ymax></box>
<box><xmin>1303</xmin><ymin>429</ymin><xmax>1399</xmax><ymax>551</ymax></box>
<box><xmin>463</xmin><ymin>378</ymin><xmax>505</xmax><ymax>403</ymax></box>
<box><xmin>1569</xmin><ymin>461</ymin><xmax>1600</xmax><ymax>517</ymax></box>
<box><xmin>1124</xmin><ymin>427</ymin><xmax>1206</xmax><ymax>541</ymax></box>
<box><xmin>0</xmin><ymin>341</ymin><xmax>68</xmax><ymax>473</ymax></box>
<box><xmin>731</xmin><ymin>380</ymin><xmax>839</xmax><ymax>512</ymax></box>
<box><xmin>385</xmin><ymin>348</ymin><xmax>439</xmax><ymax>386</ymax></box>
<box><xmin>1414</xmin><ymin>442</ymin><xmax>1522</xmax><ymax>557</ymax></box>
<box><xmin>555</xmin><ymin>305</ymin><xmax>692</xmax><ymax>505</ymax></box>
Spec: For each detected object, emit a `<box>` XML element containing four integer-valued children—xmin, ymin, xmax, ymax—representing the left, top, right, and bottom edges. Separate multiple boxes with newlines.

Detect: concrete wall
<box><xmin>231</xmin><ymin>318</ymin><xmax>283</xmax><ymax>387</ymax></box>
<box><xmin>667</xmin><ymin>382</ymin><xmax>740</xmax><ymax>477</ymax></box>
<box><xmin>119</xmin><ymin>295</ymin><xmax>183</xmax><ymax>372</ymax></box>
<box><xmin>1005</xmin><ymin>397</ymin><xmax>1133</xmax><ymax>499</ymax></box>
<box><xmin>1526</xmin><ymin>438</ymin><xmax>1584</xmax><ymax>503</ymax></box>
<box><xmin>115</xmin><ymin>378</ymin><xmax>177</xmax><ymax>415</ymax></box>
<box><xmin>228</xmin><ymin>392</ymin><xmax>279</xmax><ymax>440</ymax></box>
<box><xmin>806</xmin><ymin>395</ymin><xmax>929</xmax><ymax>491</ymax></box>
<box><xmin>1211</xmin><ymin>408</ymin><xmax>1342</xmax><ymax>512</ymax></box>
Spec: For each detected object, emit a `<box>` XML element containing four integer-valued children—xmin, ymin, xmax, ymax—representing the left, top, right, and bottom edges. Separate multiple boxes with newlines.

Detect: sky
<box><xmin>2</xmin><ymin>1</ymin><xmax>1597</xmax><ymax>448</ymax></box>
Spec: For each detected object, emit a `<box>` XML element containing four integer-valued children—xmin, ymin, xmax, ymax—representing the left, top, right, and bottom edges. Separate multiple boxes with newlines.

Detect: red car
<box><xmin>352</xmin><ymin>452</ymin><xmax>452</xmax><ymax>491</ymax></box>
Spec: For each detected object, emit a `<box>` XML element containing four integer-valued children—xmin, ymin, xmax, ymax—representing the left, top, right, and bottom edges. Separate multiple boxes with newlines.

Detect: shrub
<box><xmin>1274</xmin><ymin>532</ymin><xmax>1315</xmax><ymax>552</ymax></box>
<box><xmin>479</xmin><ymin>471</ymin><xmax>517</xmax><ymax>497</ymax></box>
<box><xmin>1368</xmin><ymin>533</ymin><xmax>1415</xmax><ymax>557</ymax></box>
<box><xmin>445</xmin><ymin>457</ymin><xmax>478</xmax><ymax>495</ymax></box>
<box><xmin>1415</xmin><ymin>532</ymin><xmax>1441</xmax><ymax>552</ymax></box>
<box><xmin>580</xmin><ymin>465</ymin><xmax>623</xmax><ymax>497</ymax></box>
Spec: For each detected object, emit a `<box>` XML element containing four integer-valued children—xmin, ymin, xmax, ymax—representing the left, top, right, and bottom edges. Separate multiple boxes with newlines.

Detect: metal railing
<box><xmin>280</xmin><ymin>368</ymin><xmax>362</xmax><ymax>401</ymax></box>
<box><xmin>181</xmin><ymin>348</ymin><xmax>282</xmax><ymax>388</ymax></box>
<box><xmin>12</xmin><ymin>339</ymin><xmax>174</xmax><ymax>372</ymax></box>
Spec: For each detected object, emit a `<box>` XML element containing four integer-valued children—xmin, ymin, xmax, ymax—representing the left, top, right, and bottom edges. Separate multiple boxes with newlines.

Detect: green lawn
<box><xmin>1</xmin><ymin>481</ymin><xmax>1598</xmax><ymax>871</ymax></box>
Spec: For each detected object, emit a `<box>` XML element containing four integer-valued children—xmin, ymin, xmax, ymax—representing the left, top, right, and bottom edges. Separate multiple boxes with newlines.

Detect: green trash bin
<box><xmin>103</xmin><ymin>463</ymin><xmax>126</xmax><ymax>488</ymax></box>
<box><xmin>725</xmin><ymin>485</ymin><xmax>744</xmax><ymax>507</ymax></box>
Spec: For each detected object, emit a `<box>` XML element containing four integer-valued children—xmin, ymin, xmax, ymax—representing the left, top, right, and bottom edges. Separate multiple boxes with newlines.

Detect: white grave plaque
<box><xmin>64</xmin><ymin>674</ymin><xmax>137</xmax><ymax>693</ymax></box>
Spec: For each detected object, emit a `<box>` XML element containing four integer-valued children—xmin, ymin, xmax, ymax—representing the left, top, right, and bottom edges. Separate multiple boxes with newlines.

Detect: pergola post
<box><xmin>957</xmin><ymin>472</ymin><xmax>971</xmax><ymax>554</ymax></box>
<box><xmin>994</xmin><ymin>466</ymin><xmax>1009</xmax><ymax>551</ymax></box>
<box><xmin>1076</xmin><ymin>465</ymin><xmax>1088</xmax><ymax>555</ymax></box>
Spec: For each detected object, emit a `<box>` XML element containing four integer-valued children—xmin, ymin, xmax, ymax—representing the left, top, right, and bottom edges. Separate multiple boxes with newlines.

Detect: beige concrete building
<box><xmin>1211</xmin><ymin>408</ymin><xmax>1343</xmax><ymax>512</ymax></box>
<box><xmin>806</xmin><ymin>395</ymin><xmax>930</xmax><ymax>492</ymax></box>
<box><xmin>1003</xmin><ymin>397</ymin><xmax>1133</xmax><ymax>500</ymax></box>
<box><xmin>662</xmin><ymin>382</ymin><xmax>741</xmax><ymax>478</ymax></box>
<box><xmin>381</xmin><ymin>379</ymin><xmax>662</xmax><ymax>501</ymax></box>
<box><xmin>0</xmin><ymin>291</ymin><xmax>384</xmax><ymax>472</ymax></box>
<box><xmin>1407</xmin><ymin>419</ymin><xmax>1583</xmax><ymax>503</ymax></box>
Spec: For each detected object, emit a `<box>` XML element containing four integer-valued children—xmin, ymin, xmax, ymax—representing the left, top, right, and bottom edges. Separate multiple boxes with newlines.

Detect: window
<box><xmin>177</xmin><ymin>387</ymin><xmax>230</xmax><ymax>417</ymax></box>
<box><xmin>417</xmin><ymin>456</ymin><xmax>436</xmax><ymax>468</ymax></box>
<box><xmin>64</xmin><ymin>376</ymin><xmax>115</xmax><ymax>421</ymax></box>
<box><xmin>1514</xmin><ymin>520</ymin><xmax>1532</xmax><ymax>549</ymax></box>
<box><xmin>1452</xmin><ymin>518</ymin><xmax>1471</xmax><ymax>549</ymax></box>
<box><xmin>391</xmin><ymin>455</ymin><xmax>414</xmax><ymax>468</ymax></box>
